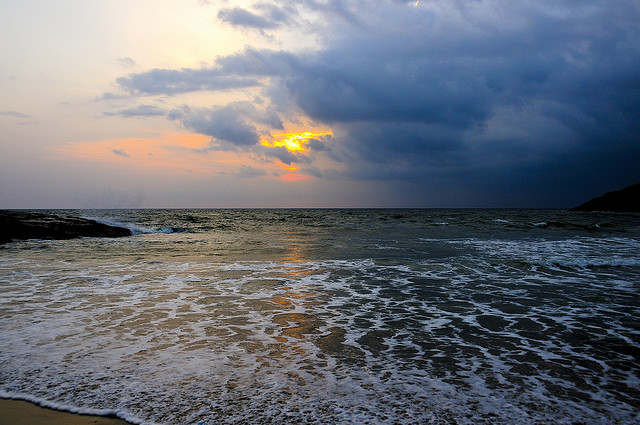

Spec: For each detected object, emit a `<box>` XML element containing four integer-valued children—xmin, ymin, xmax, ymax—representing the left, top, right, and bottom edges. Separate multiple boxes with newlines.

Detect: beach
<box><xmin>0</xmin><ymin>399</ymin><xmax>128</xmax><ymax>425</ymax></box>
<box><xmin>1</xmin><ymin>209</ymin><xmax>639</xmax><ymax>424</ymax></box>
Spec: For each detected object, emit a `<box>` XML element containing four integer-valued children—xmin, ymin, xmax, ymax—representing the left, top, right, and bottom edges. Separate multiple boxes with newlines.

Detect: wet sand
<box><xmin>0</xmin><ymin>399</ymin><xmax>130</xmax><ymax>425</ymax></box>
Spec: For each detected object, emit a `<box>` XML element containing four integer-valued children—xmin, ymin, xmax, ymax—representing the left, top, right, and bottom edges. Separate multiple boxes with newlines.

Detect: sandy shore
<box><xmin>0</xmin><ymin>399</ymin><xmax>130</xmax><ymax>425</ymax></box>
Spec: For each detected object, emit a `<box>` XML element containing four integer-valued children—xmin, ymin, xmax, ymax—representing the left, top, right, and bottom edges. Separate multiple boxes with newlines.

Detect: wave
<box><xmin>533</xmin><ymin>257</ymin><xmax>640</xmax><ymax>269</ymax></box>
<box><xmin>0</xmin><ymin>390</ymin><xmax>145</xmax><ymax>424</ymax></box>
<box><xmin>530</xmin><ymin>221</ymin><xmax>547</xmax><ymax>227</ymax></box>
<box><xmin>86</xmin><ymin>217</ymin><xmax>177</xmax><ymax>236</ymax></box>
<box><xmin>455</xmin><ymin>236</ymin><xmax>640</xmax><ymax>270</ymax></box>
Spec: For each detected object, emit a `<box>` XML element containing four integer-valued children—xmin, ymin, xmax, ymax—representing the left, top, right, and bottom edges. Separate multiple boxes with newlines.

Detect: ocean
<box><xmin>1</xmin><ymin>209</ymin><xmax>639</xmax><ymax>424</ymax></box>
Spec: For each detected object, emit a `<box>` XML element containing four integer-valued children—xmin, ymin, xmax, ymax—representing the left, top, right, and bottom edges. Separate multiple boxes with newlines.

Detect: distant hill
<box><xmin>570</xmin><ymin>183</ymin><xmax>640</xmax><ymax>212</ymax></box>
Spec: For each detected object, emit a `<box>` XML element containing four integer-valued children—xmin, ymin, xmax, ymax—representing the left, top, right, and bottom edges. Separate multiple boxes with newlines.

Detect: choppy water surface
<box><xmin>1</xmin><ymin>209</ymin><xmax>639</xmax><ymax>424</ymax></box>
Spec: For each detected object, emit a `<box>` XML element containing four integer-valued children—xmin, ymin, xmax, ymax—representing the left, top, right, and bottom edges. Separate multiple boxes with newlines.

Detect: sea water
<box><xmin>1</xmin><ymin>209</ymin><xmax>639</xmax><ymax>424</ymax></box>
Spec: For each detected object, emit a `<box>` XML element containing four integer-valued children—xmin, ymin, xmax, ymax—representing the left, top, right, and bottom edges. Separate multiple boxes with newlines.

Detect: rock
<box><xmin>0</xmin><ymin>211</ymin><xmax>132</xmax><ymax>244</ymax></box>
<box><xmin>569</xmin><ymin>183</ymin><xmax>640</xmax><ymax>212</ymax></box>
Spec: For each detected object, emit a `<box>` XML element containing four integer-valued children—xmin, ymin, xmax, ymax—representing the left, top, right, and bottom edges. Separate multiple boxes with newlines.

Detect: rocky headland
<box><xmin>570</xmin><ymin>183</ymin><xmax>640</xmax><ymax>212</ymax></box>
<box><xmin>0</xmin><ymin>210</ymin><xmax>132</xmax><ymax>244</ymax></box>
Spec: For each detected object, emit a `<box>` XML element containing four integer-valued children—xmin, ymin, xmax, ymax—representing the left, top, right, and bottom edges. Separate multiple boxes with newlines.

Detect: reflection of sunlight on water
<box><xmin>279</xmin><ymin>236</ymin><xmax>306</xmax><ymax>264</ymax></box>
<box><xmin>273</xmin><ymin>313</ymin><xmax>322</xmax><ymax>340</ymax></box>
<box><xmin>266</xmin><ymin>291</ymin><xmax>323</xmax><ymax>360</ymax></box>
<box><xmin>260</xmin><ymin>236</ymin><xmax>334</xmax><ymax>363</ymax></box>
<box><xmin>254</xmin><ymin>240</ymin><xmax>371</xmax><ymax>371</ymax></box>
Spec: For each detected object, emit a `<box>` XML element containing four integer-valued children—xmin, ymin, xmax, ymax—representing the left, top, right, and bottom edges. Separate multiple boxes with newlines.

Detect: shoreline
<box><xmin>0</xmin><ymin>398</ymin><xmax>131</xmax><ymax>425</ymax></box>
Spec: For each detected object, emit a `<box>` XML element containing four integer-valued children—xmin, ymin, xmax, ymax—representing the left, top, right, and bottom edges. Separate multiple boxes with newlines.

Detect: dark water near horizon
<box><xmin>1</xmin><ymin>209</ymin><xmax>639</xmax><ymax>424</ymax></box>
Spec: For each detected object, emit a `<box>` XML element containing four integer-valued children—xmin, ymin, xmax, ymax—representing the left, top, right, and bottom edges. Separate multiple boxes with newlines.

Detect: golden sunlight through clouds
<box><xmin>260</xmin><ymin>131</ymin><xmax>333</xmax><ymax>181</ymax></box>
<box><xmin>50</xmin><ymin>131</ymin><xmax>334</xmax><ymax>182</ymax></box>
<box><xmin>260</xmin><ymin>131</ymin><xmax>333</xmax><ymax>152</ymax></box>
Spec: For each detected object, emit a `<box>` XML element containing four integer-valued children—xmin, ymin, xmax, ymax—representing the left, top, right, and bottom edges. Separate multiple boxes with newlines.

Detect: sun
<box><xmin>260</xmin><ymin>131</ymin><xmax>333</xmax><ymax>152</ymax></box>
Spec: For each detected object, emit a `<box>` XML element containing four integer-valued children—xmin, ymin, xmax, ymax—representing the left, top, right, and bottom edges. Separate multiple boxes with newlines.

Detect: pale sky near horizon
<box><xmin>1</xmin><ymin>0</ymin><xmax>639</xmax><ymax>208</ymax></box>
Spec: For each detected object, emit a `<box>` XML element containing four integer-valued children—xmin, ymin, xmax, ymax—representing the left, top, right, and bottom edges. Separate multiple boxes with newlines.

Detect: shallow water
<box><xmin>1</xmin><ymin>209</ymin><xmax>639</xmax><ymax>424</ymax></box>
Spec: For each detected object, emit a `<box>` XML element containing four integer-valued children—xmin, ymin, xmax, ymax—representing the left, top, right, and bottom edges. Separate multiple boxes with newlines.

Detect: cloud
<box><xmin>116</xmin><ymin>57</ymin><xmax>136</xmax><ymax>68</ymax></box>
<box><xmin>217</xmin><ymin>6</ymin><xmax>288</xmax><ymax>30</ymax></box>
<box><xmin>96</xmin><ymin>92</ymin><xmax>124</xmax><ymax>101</ymax></box>
<box><xmin>237</xmin><ymin>165</ymin><xmax>267</xmax><ymax>178</ymax></box>
<box><xmin>334</xmin><ymin>122</ymin><xmax>466</xmax><ymax>166</ymax></box>
<box><xmin>103</xmin><ymin>105</ymin><xmax>165</xmax><ymax>117</ymax></box>
<box><xmin>112</xmin><ymin>47</ymin><xmax>298</xmax><ymax>98</ymax></box>
<box><xmin>215</xmin><ymin>47</ymin><xmax>298</xmax><ymax>77</ymax></box>
<box><xmin>278</xmin><ymin>1</ymin><xmax>639</xmax><ymax>181</ymax></box>
<box><xmin>0</xmin><ymin>110</ymin><xmax>32</xmax><ymax>119</ymax></box>
<box><xmin>215</xmin><ymin>2</ymin><xmax>363</xmax><ymax>32</ymax></box>
<box><xmin>261</xmin><ymin>145</ymin><xmax>301</xmax><ymax>165</ymax></box>
<box><xmin>170</xmin><ymin>104</ymin><xmax>261</xmax><ymax>147</ymax></box>
<box><xmin>116</xmin><ymin>68</ymin><xmax>260</xmax><ymax>95</ymax></box>
<box><xmin>168</xmin><ymin>100</ymin><xmax>285</xmax><ymax>149</ymax></box>
<box><xmin>110</xmin><ymin>0</ymin><xmax>640</xmax><ymax>205</ymax></box>
<box><xmin>111</xmin><ymin>148</ymin><xmax>130</xmax><ymax>157</ymax></box>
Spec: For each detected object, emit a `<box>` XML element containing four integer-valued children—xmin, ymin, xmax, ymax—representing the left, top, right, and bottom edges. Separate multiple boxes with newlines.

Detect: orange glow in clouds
<box><xmin>51</xmin><ymin>130</ymin><xmax>334</xmax><ymax>182</ymax></box>
<box><xmin>52</xmin><ymin>132</ymin><xmax>244</xmax><ymax>175</ymax></box>
<box><xmin>260</xmin><ymin>131</ymin><xmax>332</xmax><ymax>152</ymax></box>
<box><xmin>260</xmin><ymin>131</ymin><xmax>332</xmax><ymax>181</ymax></box>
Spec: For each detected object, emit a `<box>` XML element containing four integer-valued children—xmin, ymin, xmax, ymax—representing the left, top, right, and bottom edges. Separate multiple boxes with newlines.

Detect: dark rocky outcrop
<box><xmin>569</xmin><ymin>183</ymin><xmax>640</xmax><ymax>212</ymax></box>
<box><xmin>0</xmin><ymin>211</ymin><xmax>132</xmax><ymax>244</ymax></box>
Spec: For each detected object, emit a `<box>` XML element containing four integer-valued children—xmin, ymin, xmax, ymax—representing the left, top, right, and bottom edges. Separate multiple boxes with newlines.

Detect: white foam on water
<box><xmin>1</xmin><ymin>236</ymin><xmax>639</xmax><ymax>424</ymax></box>
<box><xmin>87</xmin><ymin>217</ymin><xmax>174</xmax><ymax>235</ymax></box>
<box><xmin>453</xmin><ymin>236</ymin><xmax>640</xmax><ymax>271</ymax></box>
<box><xmin>0</xmin><ymin>390</ymin><xmax>148</xmax><ymax>424</ymax></box>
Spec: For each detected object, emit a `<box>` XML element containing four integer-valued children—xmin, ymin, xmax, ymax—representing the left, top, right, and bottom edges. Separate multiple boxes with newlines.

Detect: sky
<box><xmin>1</xmin><ymin>0</ymin><xmax>639</xmax><ymax>208</ymax></box>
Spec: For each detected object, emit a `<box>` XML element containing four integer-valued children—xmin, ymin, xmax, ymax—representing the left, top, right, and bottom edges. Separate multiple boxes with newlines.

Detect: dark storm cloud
<box><xmin>113</xmin><ymin>48</ymin><xmax>296</xmax><ymax>97</ymax></box>
<box><xmin>170</xmin><ymin>103</ymin><xmax>263</xmax><ymax>148</ymax></box>
<box><xmin>307</xmin><ymin>137</ymin><xmax>329</xmax><ymax>152</ymax></box>
<box><xmin>282</xmin><ymin>5</ymin><xmax>636</xmax><ymax>134</ymax></box>
<box><xmin>227</xmin><ymin>100</ymin><xmax>284</xmax><ymax>129</ymax></box>
<box><xmin>332</xmin><ymin>122</ymin><xmax>467</xmax><ymax>166</ymax></box>
<box><xmin>262</xmin><ymin>145</ymin><xmax>300</xmax><ymax>165</ymax></box>
<box><xmin>183</xmin><ymin>108</ymin><xmax>258</xmax><ymax>147</ymax></box>
<box><xmin>275</xmin><ymin>0</ymin><xmax>640</xmax><ymax>197</ymax></box>
<box><xmin>113</xmin><ymin>0</ymin><xmax>640</xmax><ymax>205</ymax></box>
<box><xmin>216</xmin><ymin>47</ymin><xmax>298</xmax><ymax>77</ymax></box>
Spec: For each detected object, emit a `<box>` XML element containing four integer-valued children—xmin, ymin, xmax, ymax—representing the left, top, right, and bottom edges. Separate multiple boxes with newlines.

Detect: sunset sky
<box><xmin>1</xmin><ymin>0</ymin><xmax>639</xmax><ymax>208</ymax></box>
